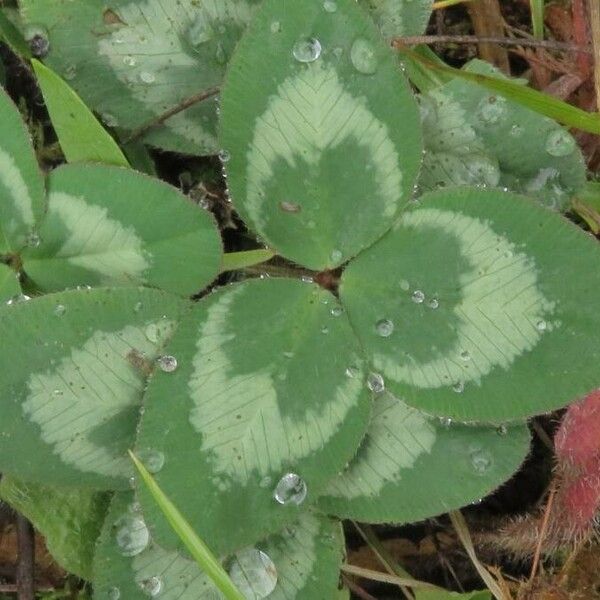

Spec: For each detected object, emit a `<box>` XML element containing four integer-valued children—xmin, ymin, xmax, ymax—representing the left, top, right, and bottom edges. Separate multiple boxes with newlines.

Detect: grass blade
<box><xmin>396</xmin><ymin>45</ymin><xmax>600</xmax><ymax>134</ymax></box>
<box><xmin>221</xmin><ymin>249</ymin><xmax>275</xmax><ymax>272</ymax></box>
<box><xmin>530</xmin><ymin>0</ymin><xmax>544</xmax><ymax>40</ymax></box>
<box><xmin>32</xmin><ymin>59</ymin><xmax>130</xmax><ymax>167</ymax></box>
<box><xmin>129</xmin><ymin>451</ymin><xmax>245</xmax><ymax>600</ymax></box>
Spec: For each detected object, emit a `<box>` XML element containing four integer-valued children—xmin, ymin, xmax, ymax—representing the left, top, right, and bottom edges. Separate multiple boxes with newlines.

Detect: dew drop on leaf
<box><xmin>228</xmin><ymin>548</ymin><xmax>278</xmax><ymax>599</ymax></box>
<box><xmin>345</xmin><ymin>365</ymin><xmax>360</xmax><ymax>378</ymax></box>
<box><xmin>545</xmin><ymin>129</ymin><xmax>576</xmax><ymax>157</ymax></box>
<box><xmin>375</xmin><ymin>318</ymin><xmax>394</xmax><ymax>337</ymax></box>
<box><xmin>24</xmin><ymin>25</ymin><xmax>50</xmax><ymax>58</ymax></box>
<box><xmin>157</xmin><ymin>355</ymin><xmax>178</xmax><ymax>373</ymax></box>
<box><xmin>273</xmin><ymin>473</ymin><xmax>307</xmax><ymax>505</ymax></box>
<box><xmin>138</xmin><ymin>449</ymin><xmax>165</xmax><ymax>474</ymax></box>
<box><xmin>114</xmin><ymin>515</ymin><xmax>149</xmax><ymax>557</ymax></box>
<box><xmin>270</xmin><ymin>21</ymin><xmax>282</xmax><ymax>33</ymax></box>
<box><xmin>107</xmin><ymin>587</ymin><xmax>121</xmax><ymax>600</ymax></box>
<box><xmin>279</xmin><ymin>201</ymin><xmax>301</xmax><ymax>213</ymax></box>
<box><xmin>6</xmin><ymin>294</ymin><xmax>31</xmax><ymax>306</ymax></box>
<box><xmin>330</xmin><ymin>306</ymin><xmax>343</xmax><ymax>317</ymax></box>
<box><xmin>350</xmin><ymin>38</ymin><xmax>378</xmax><ymax>75</ymax></box>
<box><xmin>427</xmin><ymin>298</ymin><xmax>439</xmax><ymax>309</ymax></box>
<box><xmin>470</xmin><ymin>448</ymin><xmax>493</xmax><ymax>474</ymax></box>
<box><xmin>139</xmin><ymin>71</ymin><xmax>156</xmax><ymax>84</ymax></box>
<box><xmin>496</xmin><ymin>424</ymin><xmax>508</xmax><ymax>436</ymax></box>
<box><xmin>122</xmin><ymin>55</ymin><xmax>137</xmax><ymax>67</ymax></box>
<box><xmin>292</xmin><ymin>38</ymin><xmax>322</xmax><ymax>63</ymax></box>
<box><xmin>218</xmin><ymin>149</ymin><xmax>231</xmax><ymax>163</ymax></box>
<box><xmin>53</xmin><ymin>304</ymin><xmax>66</xmax><ymax>317</ymax></box>
<box><xmin>411</xmin><ymin>290</ymin><xmax>425</xmax><ymax>304</ymax></box>
<box><xmin>399</xmin><ymin>279</ymin><xmax>410</xmax><ymax>291</ymax></box>
<box><xmin>26</xmin><ymin>232</ymin><xmax>41</xmax><ymax>248</ymax></box>
<box><xmin>367</xmin><ymin>372</ymin><xmax>385</xmax><ymax>393</ymax></box>
<box><xmin>323</xmin><ymin>0</ymin><xmax>338</xmax><ymax>12</ymax></box>
<box><xmin>330</xmin><ymin>249</ymin><xmax>342</xmax><ymax>262</ymax></box>
<box><xmin>138</xmin><ymin>576</ymin><xmax>163</xmax><ymax>597</ymax></box>
<box><xmin>460</xmin><ymin>350</ymin><xmax>471</xmax><ymax>361</ymax></box>
<box><xmin>536</xmin><ymin>319</ymin><xmax>547</xmax><ymax>332</ymax></box>
<box><xmin>63</xmin><ymin>64</ymin><xmax>77</xmax><ymax>81</ymax></box>
<box><xmin>452</xmin><ymin>381</ymin><xmax>465</xmax><ymax>393</ymax></box>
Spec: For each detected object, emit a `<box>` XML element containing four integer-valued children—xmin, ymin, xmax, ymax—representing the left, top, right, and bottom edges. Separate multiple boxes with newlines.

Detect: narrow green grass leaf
<box><xmin>397</xmin><ymin>46</ymin><xmax>600</xmax><ymax>134</ymax></box>
<box><xmin>530</xmin><ymin>0</ymin><xmax>544</xmax><ymax>40</ymax></box>
<box><xmin>129</xmin><ymin>451</ymin><xmax>245</xmax><ymax>600</ymax></box>
<box><xmin>31</xmin><ymin>59</ymin><xmax>129</xmax><ymax>167</ymax></box>
<box><xmin>221</xmin><ymin>249</ymin><xmax>275</xmax><ymax>272</ymax></box>
<box><xmin>0</xmin><ymin>264</ymin><xmax>21</xmax><ymax>302</ymax></box>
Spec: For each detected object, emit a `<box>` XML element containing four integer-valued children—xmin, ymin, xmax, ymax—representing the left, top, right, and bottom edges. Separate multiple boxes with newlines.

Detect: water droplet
<box><xmin>477</xmin><ymin>95</ymin><xmax>507</xmax><ymax>124</ymax></box>
<box><xmin>114</xmin><ymin>515</ymin><xmax>149</xmax><ymax>557</ymax></box>
<box><xmin>52</xmin><ymin>389</ymin><xmax>63</xmax><ymax>397</ymax></box>
<box><xmin>24</xmin><ymin>25</ymin><xmax>50</xmax><ymax>58</ymax></box>
<box><xmin>64</xmin><ymin>64</ymin><xmax>77</xmax><ymax>80</ymax></box>
<box><xmin>399</xmin><ymin>279</ymin><xmax>410</xmax><ymax>291</ymax></box>
<box><xmin>107</xmin><ymin>587</ymin><xmax>121</xmax><ymax>600</ymax></box>
<box><xmin>460</xmin><ymin>350</ymin><xmax>471</xmax><ymax>361</ymax></box>
<box><xmin>375</xmin><ymin>319</ymin><xmax>394</xmax><ymax>337</ymax></box>
<box><xmin>6</xmin><ymin>294</ymin><xmax>31</xmax><ymax>306</ymax></box>
<box><xmin>320</xmin><ymin>325</ymin><xmax>329</xmax><ymax>335</ymax></box>
<box><xmin>279</xmin><ymin>201</ymin><xmax>301</xmax><ymax>213</ymax></box>
<box><xmin>54</xmin><ymin>304</ymin><xmax>66</xmax><ymax>317</ymax></box>
<box><xmin>157</xmin><ymin>355</ymin><xmax>177</xmax><ymax>373</ymax></box>
<box><xmin>427</xmin><ymin>298</ymin><xmax>439</xmax><ymax>309</ymax></box>
<box><xmin>274</xmin><ymin>473</ymin><xmax>307</xmax><ymax>505</ymax></box>
<box><xmin>470</xmin><ymin>449</ymin><xmax>493</xmax><ymax>474</ymax></box>
<box><xmin>186</xmin><ymin>16</ymin><xmax>214</xmax><ymax>47</ymax></box>
<box><xmin>496</xmin><ymin>424</ymin><xmax>508</xmax><ymax>436</ymax></box>
<box><xmin>138</xmin><ymin>449</ymin><xmax>165</xmax><ymax>474</ymax></box>
<box><xmin>545</xmin><ymin>129</ymin><xmax>576</xmax><ymax>157</ymax></box>
<box><xmin>292</xmin><ymin>37</ymin><xmax>322</xmax><ymax>63</ymax></box>
<box><xmin>330</xmin><ymin>306</ymin><xmax>343</xmax><ymax>317</ymax></box>
<box><xmin>452</xmin><ymin>381</ymin><xmax>465</xmax><ymax>393</ymax></box>
<box><xmin>350</xmin><ymin>38</ymin><xmax>378</xmax><ymax>74</ymax></box>
<box><xmin>300</xmin><ymin>275</ymin><xmax>313</xmax><ymax>283</ymax></box>
<box><xmin>411</xmin><ymin>290</ymin><xmax>425</xmax><ymax>304</ymax></box>
<box><xmin>270</xmin><ymin>21</ymin><xmax>282</xmax><ymax>33</ymax></box>
<box><xmin>138</xmin><ymin>576</ymin><xmax>163</xmax><ymax>597</ymax></box>
<box><xmin>123</xmin><ymin>55</ymin><xmax>137</xmax><ymax>67</ymax></box>
<box><xmin>330</xmin><ymin>249</ymin><xmax>342</xmax><ymax>263</ymax></box>
<box><xmin>282</xmin><ymin>350</ymin><xmax>294</xmax><ymax>360</ymax></box>
<box><xmin>139</xmin><ymin>71</ymin><xmax>156</xmax><ymax>84</ymax></box>
<box><xmin>510</xmin><ymin>124</ymin><xmax>524</xmax><ymax>137</ymax></box>
<box><xmin>438</xmin><ymin>417</ymin><xmax>453</xmax><ymax>428</ymax></box>
<box><xmin>228</xmin><ymin>548</ymin><xmax>278</xmax><ymax>599</ymax></box>
<box><xmin>536</xmin><ymin>320</ymin><xmax>547</xmax><ymax>332</ymax></box>
<box><xmin>219</xmin><ymin>149</ymin><xmax>231</xmax><ymax>163</ymax></box>
<box><xmin>145</xmin><ymin>323</ymin><xmax>162</xmax><ymax>344</ymax></box>
<box><xmin>133</xmin><ymin>301</ymin><xmax>143</xmax><ymax>313</ymax></box>
<box><xmin>367</xmin><ymin>372</ymin><xmax>385</xmax><ymax>393</ymax></box>
<box><xmin>323</xmin><ymin>0</ymin><xmax>338</xmax><ymax>12</ymax></box>
<box><xmin>26</xmin><ymin>232</ymin><xmax>41</xmax><ymax>248</ymax></box>
<box><xmin>332</xmin><ymin>46</ymin><xmax>343</xmax><ymax>59</ymax></box>
<box><xmin>345</xmin><ymin>366</ymin><xmax>360</xmax><ymax>378</ymax></box>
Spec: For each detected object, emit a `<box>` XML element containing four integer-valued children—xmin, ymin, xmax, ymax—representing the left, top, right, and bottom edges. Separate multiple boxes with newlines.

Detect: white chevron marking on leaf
<box><xmin>325</xmin><ymin>395</ymin><xmax>435</xmax><ymax>499</ymax></box>
<box><xmin>380</xmin><ymin>208</ymin><xmax>556</xmax><ymax>389</ymax></box>
<box><xmin>48</xmin><ymin>192</ymin><xmax>150</xmax><ymax>281</ymax></box>
<box><xmin>24</xmin><ymin>322</ymin><xmax>174</xmax><ymax>477</ymax></box>
<box><xmin>246</xmin><ymin>63</ymin><xmax>402</xmax><ymax>227</ymax></box>
<box><xmin>0</xmin><ymin>147</ymin><xmax>35</xmax><ymax>236</ymax></box>
<box><xmin>189</xmin><ymin>287</ymin><xmax>362</xmax><ymax>486</ymax></box>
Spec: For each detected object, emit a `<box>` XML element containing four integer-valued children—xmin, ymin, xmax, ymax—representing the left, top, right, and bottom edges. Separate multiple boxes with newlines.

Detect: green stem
<box><xmin>221</xmin><ymin>249</ymin><xmax>276</xmax><ymax>272</ymax></box>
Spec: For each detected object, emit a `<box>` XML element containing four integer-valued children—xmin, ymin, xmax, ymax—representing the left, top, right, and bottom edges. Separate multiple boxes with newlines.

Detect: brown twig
<box><xmin>16</xmin><ymin>514</ymin><xmax>35</xmax><ymax>600</ymax></box>
<box><xmin>394</xmin><ymin>35</ymin><xmax>593</xmax><ymax>54</ymax></box>
<box><xmin>125</xmin><ymin>86</ymin><xmax>220</xmax><ymax>142</ymax></box>
<box><xmin>589</xmin><ymin>0</ymin><xmax>600</xmax><ymax>110</ymax></box>
<box><xmin>466</xmin><ymin>0</ymin><xmax>510</xmax><ymax>72</ymax></box>
<box><xmin>341</xmin><ymin>575</ymin><xmax>379</xmax><ymax>600</ymax></box>
<box><xmin>529</xmin><ymin>485</ymin><xmax>557</xmax><ymax>583</ymax></box>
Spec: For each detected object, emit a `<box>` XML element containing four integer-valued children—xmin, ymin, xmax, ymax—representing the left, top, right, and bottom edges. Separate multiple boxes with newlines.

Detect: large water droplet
<box><xmin>411</xmin><ymin>290</ymin><xmax>425</xmax><ymax>304</ymax></box>
<box><xmin>323</xmin><ymin>0</ymin><xmax>338</xmax><ymax>12</ymax></box>
<box><xmin>292</xmin><ymin>38</ymin><xmax>322</xmax><ymax>63</ymax></box>
<box><xmin>367</xmin><ymin>372</ymin><xmax>385</xmax><ymax>393</ymax></box>
<box><xmin>545</xmin><ymin>129</ymin><xmax>576</xmax><ymax>157</ymax></box>
<box><xmin>350</xmin><ymin>38</ymin><xmax>378</xmax><ymax>74</ymax></box>
<box><xmin>24</xmin><ymin>25</ymin><xmax>50</xmax><ymax>58</ymax></box>
<box><xmin>138</xmin><ymin>449</ymin><xmax>165</xmax><ymax>474</ymax></box>
<box><xmin>139</xmin><ymin>71</ymin><xmax>156</xmax><ymax>84</ymax></box>
<box><xmin>138</xmin><ymin>576</ymin><xmax>163</xmax><ymax>597</ymax></box>
<box><xmin>470</xmin><ymin>448</ymin><xmax>493</xmax><ymax>474</ymax></box>
<box><xmin>273</xmin><ymin>473</ymin><xmax>307</xmax><ymax>505</ymax></box>
<box><xmin>157</xmin><ymin>355</ymin><xmax>178</xmax><ymax>373</ymax></box>
<box><xmin>477</xmin><ymin>96</ymin><xmax>507</xmax><ymax>124</ymax></box>
<box><xmin>114</xmin><ymin>515</ymin><xmax>150</xmax><ymax>557</ymax></box>
<box><xmin>228</xmin><ymin>548</ymin><xmax>278</xmax><ymax>599</ymax></box>
<box><xmin>219</xmin><ymin>149</ymin><xmax>231</xmax><ymax>163</ymax></box>
<box><xmin>107</xmin><ymin>587</ymin><xmax>121</xmax><ymax>600</ymax></box>
<box><xmin>375</xmin><ymin>319</ymin><xmax>394</xmax><ymax>337</ymax></box>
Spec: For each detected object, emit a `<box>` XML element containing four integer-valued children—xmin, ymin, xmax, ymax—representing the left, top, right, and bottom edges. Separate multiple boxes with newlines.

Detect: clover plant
<box><xmin>0</xmin><ymin>0</ymin><xmax>598</xmax><ymax>598</ymax></box>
